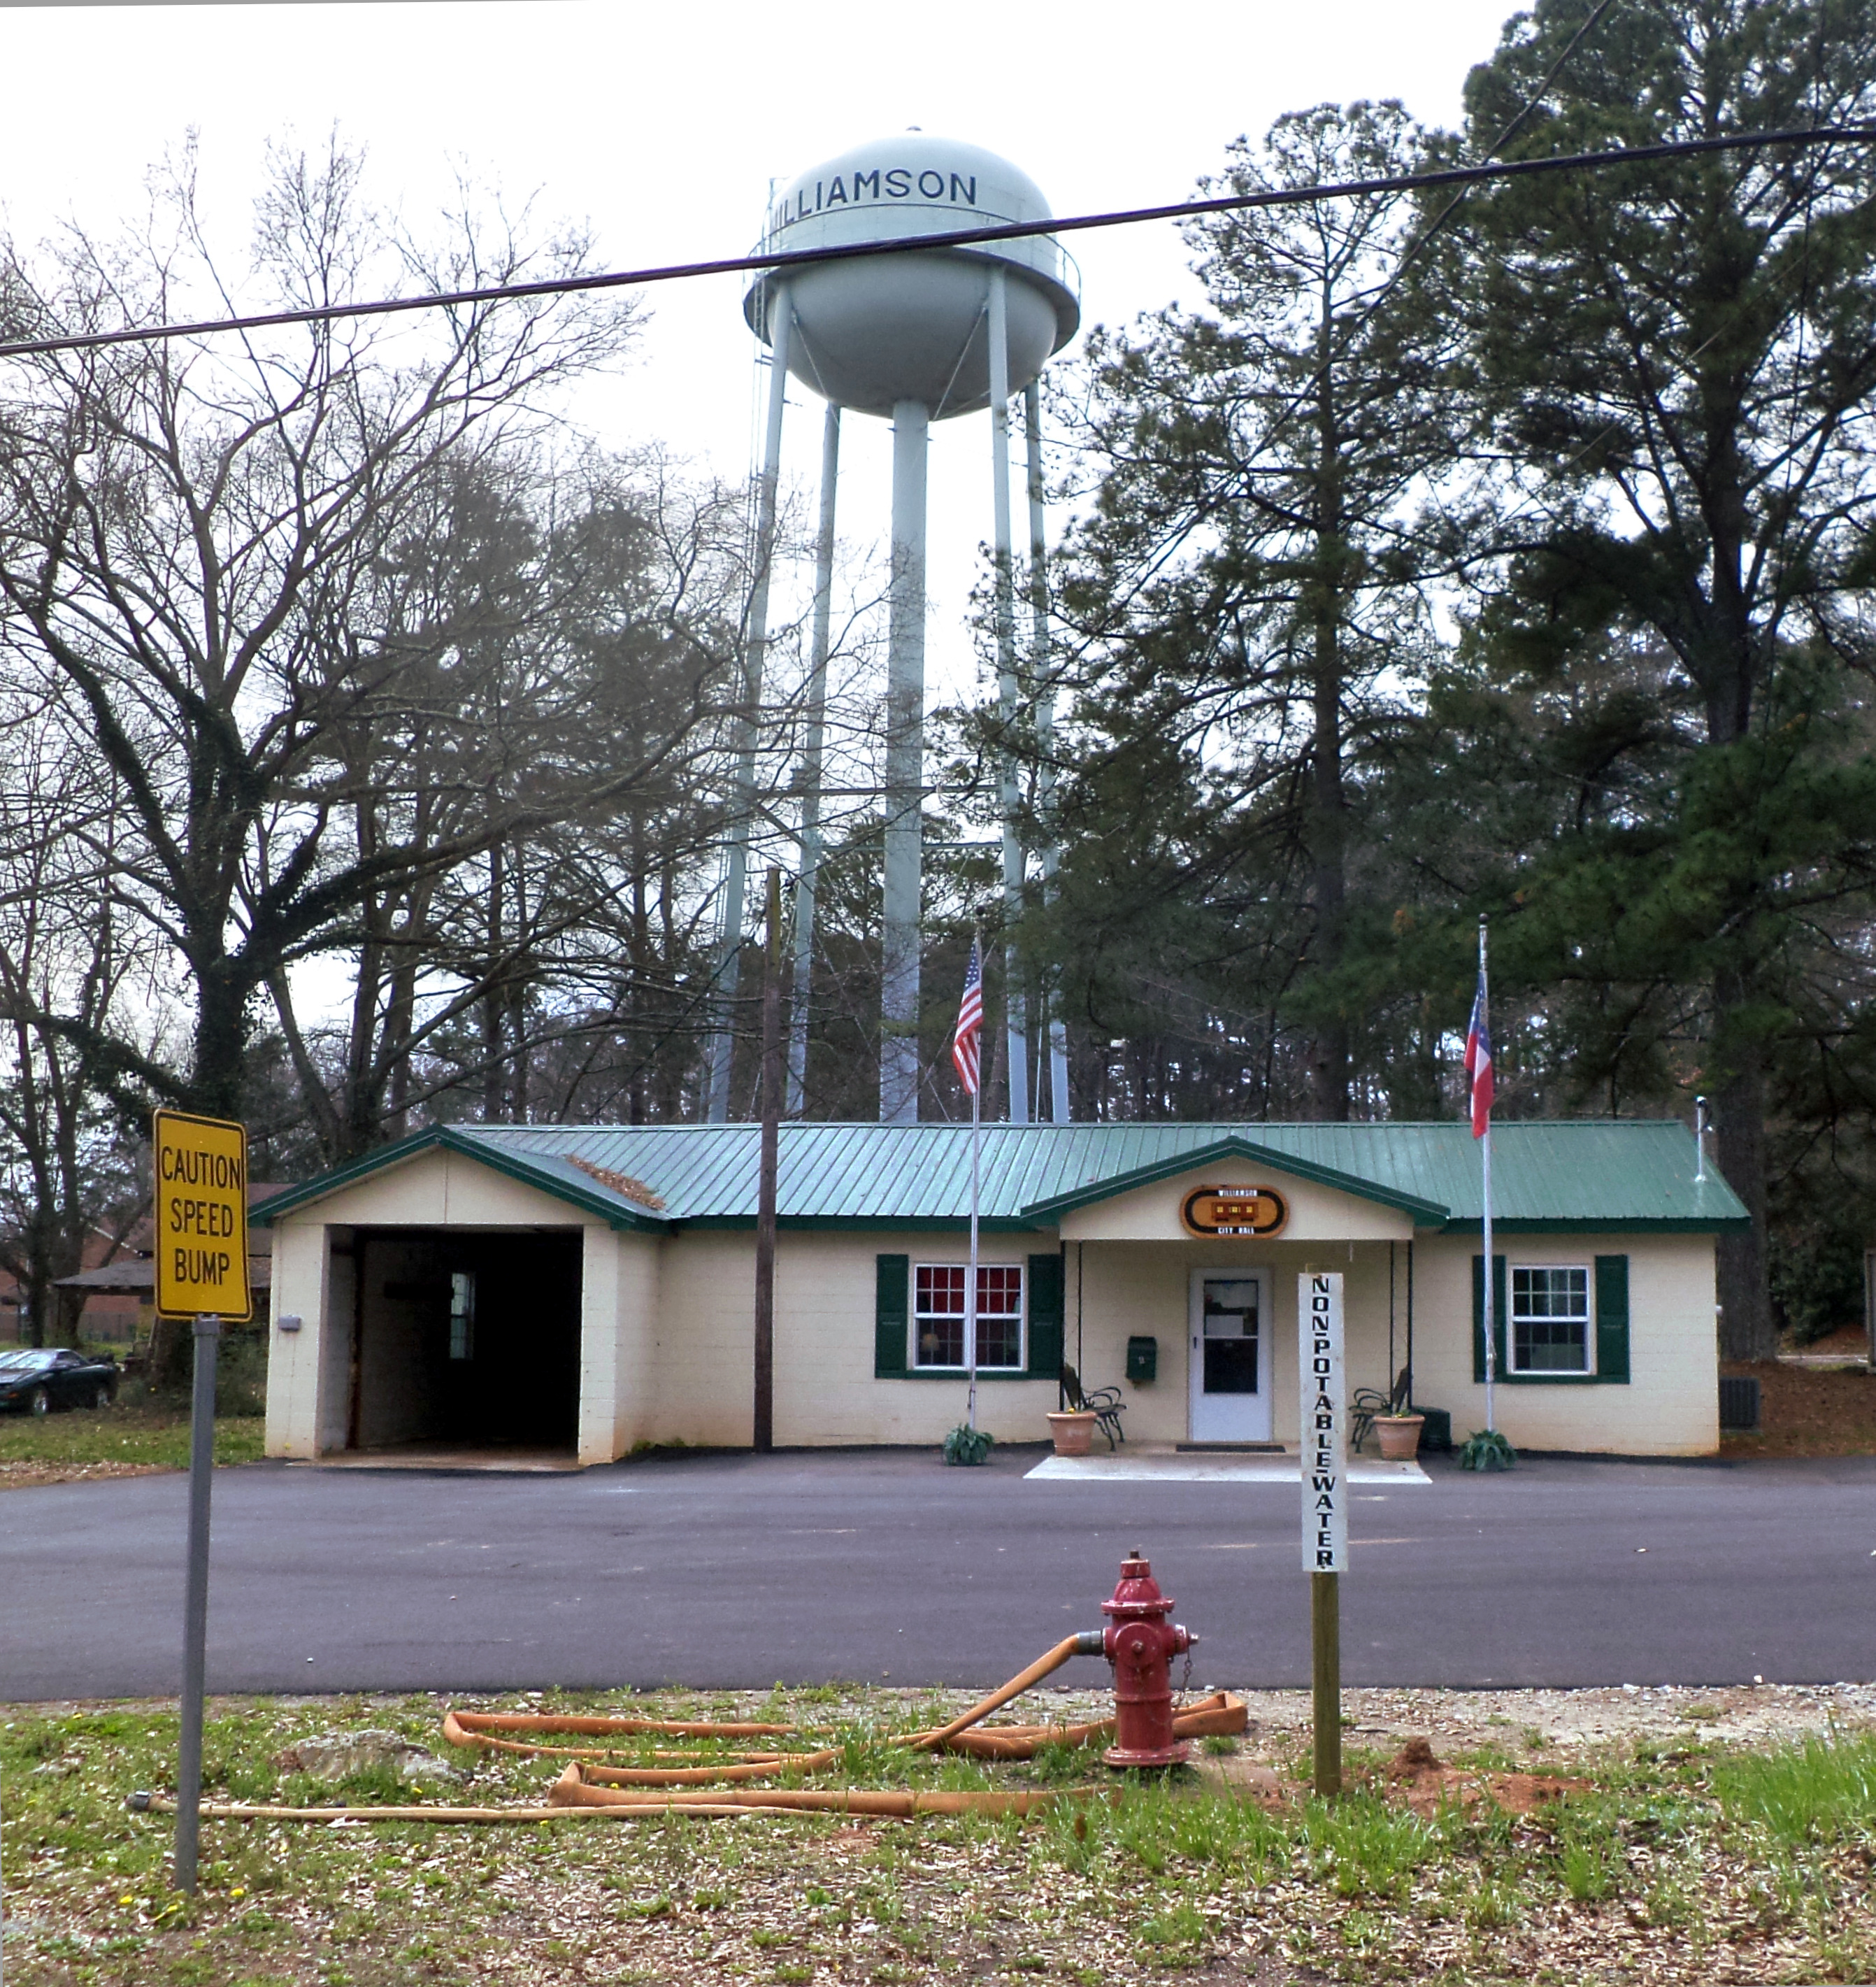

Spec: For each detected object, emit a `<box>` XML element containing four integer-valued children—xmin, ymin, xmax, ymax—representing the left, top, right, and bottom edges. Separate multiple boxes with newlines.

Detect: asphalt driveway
<box><xmin>2</xmin><ymin>1447</ymin><xmax>1872</xmax><ymax>1700</ymax></box>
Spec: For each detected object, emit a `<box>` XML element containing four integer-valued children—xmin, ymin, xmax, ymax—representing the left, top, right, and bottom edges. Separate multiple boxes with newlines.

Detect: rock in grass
<box><xmin>273</xmin><ymin>1730</ymin><xmax>464</xmax><ymax>1788</ymax></box>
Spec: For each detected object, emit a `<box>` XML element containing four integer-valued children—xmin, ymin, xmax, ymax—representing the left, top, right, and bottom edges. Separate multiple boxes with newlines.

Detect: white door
<box><xmin>1188</xmin><ymin>1268</ymin><xmax>1273</xmax><ymax>1443</ymax></box>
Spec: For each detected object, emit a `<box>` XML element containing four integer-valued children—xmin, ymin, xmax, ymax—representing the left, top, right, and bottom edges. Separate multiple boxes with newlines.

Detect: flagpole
<box><xmin>1480</xmin><ymin>916</ymin><xmax>1496</xmax><ymax>1434</ymax></box>
<box><xmin>966</xmin><ymin>926</ymin><xmax>982</xmax><ymax>1432</ymax></box>
<box><xmin>967</xmin><ymin>1076</ymin><xmax>980</xmax><ymax>1432</ymax></box>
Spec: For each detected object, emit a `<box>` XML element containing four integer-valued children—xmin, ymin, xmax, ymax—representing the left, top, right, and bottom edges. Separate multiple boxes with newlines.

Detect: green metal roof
<box><xmin>257</xmin><ymin>1119</ymin><xmax>1749</xmax><ymax>1234</ymax></box>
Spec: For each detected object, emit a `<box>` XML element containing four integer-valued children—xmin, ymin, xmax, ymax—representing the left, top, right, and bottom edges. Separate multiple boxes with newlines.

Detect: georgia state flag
<box><xmin>1463</xmin><ymin>973</ymin><xmax>1494</xmax><ymax>1139</ymax></box>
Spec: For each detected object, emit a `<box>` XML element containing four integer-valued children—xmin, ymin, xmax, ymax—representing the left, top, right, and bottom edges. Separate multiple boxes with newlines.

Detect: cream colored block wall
<box><xmin>647</xmin><ymin>1233</ymin><xmax>755</xmax><ymax>1446</ymax></box>
<box><xmin>1059</xmin><ymin>1165</ymin><xmax>1415</xmax><ymax>1245</ymax></box>
<box><xmin>1406</xmin><ymin>1233</ymin><xmax>1719</xmax><ymax>1455</ymax></box>
<box><xmin>285</xmin><ymin>1146</ymin><xmax>584</xmax><ymax>1230</ymax></box>
<box><xmin>1065</xmin><ymin>1239</ymin><xmax>1403</xmax><ymax>1444</ymax></box>
<box><xmin>319</xmin><ymin>1239</ymin><xmax>355</xmax><ymax>1453</ymax></box>
<box><xmin>578</xmin><ymin>1227</ymin><xmax>661</xmax><ymax>1464</ymax></box>
<box><xmin>647</xmin><ymin>1230</ymin><xmax>1061</xmax><ymax>1448</ymax></box>
<box><xmin>264</xmin><ymin>1222</ymin><xmax>329</xmax><ymax>1458</ymax></box>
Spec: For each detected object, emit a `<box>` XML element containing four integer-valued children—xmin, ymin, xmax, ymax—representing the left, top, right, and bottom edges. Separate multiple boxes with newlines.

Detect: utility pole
<box><xmin>753</xmin><ymin>868</ymin><xmax>782</xmax><ymax>1452</ymax></box>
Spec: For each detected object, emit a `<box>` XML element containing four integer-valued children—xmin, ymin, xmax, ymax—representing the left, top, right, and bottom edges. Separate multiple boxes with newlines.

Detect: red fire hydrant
<box><xmin>1101</xmin><ymin>1547</ymin><xmax>1195</xmax><ymax>1768</ymax></box>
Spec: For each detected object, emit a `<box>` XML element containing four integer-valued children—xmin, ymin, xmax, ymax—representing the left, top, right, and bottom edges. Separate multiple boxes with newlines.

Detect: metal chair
<box><xmin>1349</xmin><ymin>1367</ymin><xmax>1412</xmax><ymax>1454</ymax></box>
<box><xmin>1059</xmin><ymin>1364</ymin><xmax>1126</xmax><ymax>1451</ymax></box>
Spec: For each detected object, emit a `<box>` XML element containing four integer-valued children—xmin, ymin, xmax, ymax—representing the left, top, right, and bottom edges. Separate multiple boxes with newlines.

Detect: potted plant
<box><xmin>1045</xmin><ymin>1408</ymin><xmax>1099</xmax><ymax>1457</ymax></box>
<box><xmin>1373</xmin><ymin>1412</ymin><xmax>1426</xmax><ymax>1462</ymax></box>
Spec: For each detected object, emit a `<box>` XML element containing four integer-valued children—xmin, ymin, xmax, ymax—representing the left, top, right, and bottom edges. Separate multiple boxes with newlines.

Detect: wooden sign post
<box><xmin>152</xmin><ymin>1109</ymin><xmax>250</xmax><ymax>1895</ymax></box>
<box><xmin>1299</xmin><ymin>1269</ymin><xmax>1346</xmax><ymax>1797</ymax></box>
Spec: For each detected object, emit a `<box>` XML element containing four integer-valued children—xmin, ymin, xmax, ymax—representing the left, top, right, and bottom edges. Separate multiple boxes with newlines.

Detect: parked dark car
<box><xmin>0</xmin><ymin>1347</ymin><xmax>120</xmax><ymax>1416</ymax></box>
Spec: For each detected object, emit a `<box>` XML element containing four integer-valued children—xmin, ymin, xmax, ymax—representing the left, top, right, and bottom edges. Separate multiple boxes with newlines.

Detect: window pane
<box><xmin>978</xmin><ymin>1266</ymin><xmax>1022</xmax><ymax>1317</ymax></box>
<box><xmin>917</xmin><ymin>1265</ymin><xmax>966</xmax><ymax>1316</ymax></box>
<box><xmin>916</xmin><ymin>1315</ymin><xmax>964</xmax><ymax>1367</ymax></box>
<box><xmin>976</xmin><ymin>1314</ymin><xmax>1022</xmax><ymax>1368</ymax></box>
<box><xmin>1515</xmin><ymin>1317</ymin><xmax>1588</xmax><ymax>1371</ymax></box>
<box><xmin>449</xmin><ymin>1271</ymin><xmax>475</xmax><ymax>1362</ymax></box>
<box><xmin>1510</xmin><ymin>1264</ymin><xmax>1589</xmax><ymax>1372</ymax></box>
<box><xmin>912</xmin><ymin>1263</ymin><xmax>1022</xmax><ymax>1368</ymax></box>
<box><xmin>1512</xmin><ymin>1267</ymin><xmax>1587</xmax><ymax>1318</ymax></box>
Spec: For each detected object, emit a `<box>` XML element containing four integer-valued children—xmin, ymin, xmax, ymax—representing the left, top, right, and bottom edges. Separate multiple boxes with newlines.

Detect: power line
<box><xmin>1</xmin><ymin>125</ymin><xmax>1872</xmax><ymax>362</ymax></box>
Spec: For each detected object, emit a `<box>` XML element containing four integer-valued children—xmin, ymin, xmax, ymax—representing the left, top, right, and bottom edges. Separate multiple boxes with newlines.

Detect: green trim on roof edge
<box><xmin>255</xmin><ymin>1126</ymin><xmax>668</xmax><ymax>1232</ymax></box>
<box><xmin>1444</xmin><ymin>1216</ymin><xmax>1751</xmax><ymax>1234</ymax></box>
<box><xmin>1019</xmin><ymin>1136</ymin><xmax>1450</xmax><ymax>1226</ymax></box>
<box><xmin>673</xmin><ymin>1216</ymin><xmax>1052</xmax><ymax>1234</ymax></box>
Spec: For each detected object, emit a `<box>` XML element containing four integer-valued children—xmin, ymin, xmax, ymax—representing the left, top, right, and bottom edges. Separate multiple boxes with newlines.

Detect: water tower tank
<box><xmin>743</xmin><ymin>135</ymin><xmax>1080</xmax><ymax>420</ymax></box>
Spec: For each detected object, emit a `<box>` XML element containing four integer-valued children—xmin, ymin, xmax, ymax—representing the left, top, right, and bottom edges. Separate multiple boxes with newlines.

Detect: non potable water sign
<box><xmin>1299</xmin><ymin>1272</ymin><xmax>1347</xmax><ymax>1573</ymax></box>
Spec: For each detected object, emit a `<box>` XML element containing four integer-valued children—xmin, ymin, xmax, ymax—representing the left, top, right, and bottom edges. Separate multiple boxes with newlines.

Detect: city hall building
<box><xmin>260</xmin><ymin>1120</ymin><xmax>1746</xmax><ymax>1465</ymax></box>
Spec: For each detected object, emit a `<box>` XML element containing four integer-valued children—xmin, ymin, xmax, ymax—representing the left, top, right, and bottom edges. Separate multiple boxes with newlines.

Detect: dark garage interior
<box><xmin>348</xmin><ymin>1229</ymin><xmax>582</xmax><ymax>1454</ymax></box>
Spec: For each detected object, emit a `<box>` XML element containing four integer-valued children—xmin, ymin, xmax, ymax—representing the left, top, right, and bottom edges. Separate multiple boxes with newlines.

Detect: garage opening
<box><xmin>346</xmin><ymin>1229</ymin><xmax>582</xmax><ymax>1458</ymax></box>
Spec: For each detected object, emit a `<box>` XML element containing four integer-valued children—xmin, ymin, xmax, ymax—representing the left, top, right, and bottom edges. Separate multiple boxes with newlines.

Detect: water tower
<box><xmin>703</xmin><ymin>135</ymin><xmax>1081</xmax><ymax>1125</ymax></box>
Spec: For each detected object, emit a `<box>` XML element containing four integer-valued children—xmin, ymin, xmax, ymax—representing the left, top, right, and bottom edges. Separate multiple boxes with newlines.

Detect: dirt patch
<box><xmin>1363</xmin><ymin>1735</ymin><xmax>1587</xmax><ymax>1816</ymax></box>
<box><xmin>0</xmin><ymin>1459</ymin><xmax>170</xmax><ymax>1490</ymax></box>
<box><xmin>1721</xmin><ymin>1358</ymin><xmax>1876</xmax><ymax>1457</ymax></box>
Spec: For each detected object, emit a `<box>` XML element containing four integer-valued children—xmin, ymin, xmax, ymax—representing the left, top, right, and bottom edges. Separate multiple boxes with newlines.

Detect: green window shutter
<box><xmin>1594</xmin><ymin>1255</ymin><xmax>1631</xmax><ymax>1383</ymax></box>
<box><xmin>1471</xmin><ymin>1254</ymin><xmax>1507</xmax><ymax>1383</ymax></box>
<box><xmin>874</xmin><ymin>1255</ymin><xmax>909</xmax><ymax>1379</ymax></box>
<box><xmin>1025</xmin><ymin>1253</ymin><xmax>1064</xmax><ymax>1381</ymax></box>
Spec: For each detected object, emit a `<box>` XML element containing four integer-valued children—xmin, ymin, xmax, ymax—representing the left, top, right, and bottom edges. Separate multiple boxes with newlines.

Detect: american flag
<box><xmin>953</xmin><ymin>938</ymin><xmax>984</xmax><ymax>1096</ymax></box>
<box><xmin>1463</xmin><ymin>968</ymin><xmax>1494</xmax><ymax>1139</ymax></box>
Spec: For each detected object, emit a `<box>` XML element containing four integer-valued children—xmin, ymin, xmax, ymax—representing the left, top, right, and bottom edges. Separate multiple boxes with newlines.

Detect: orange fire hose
<box><xmin>545</xmin><ymin>1765</ymin><xmax>1075</xmax><ymax>1817</ymax></box>
<box><xmin>133</xmin><ymin>1640</ymin><xmax>1249</xmax><ymax>1827</ymax></box>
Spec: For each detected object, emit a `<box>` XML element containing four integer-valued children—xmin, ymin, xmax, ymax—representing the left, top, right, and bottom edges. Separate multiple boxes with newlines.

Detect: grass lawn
<box><xmin>2</xmin><ymin>1686</ymin><xmax>1873</xmax><ymax>1986</ymax></box>
<box><xmin>0</xmin><ymin>1407</ymin><xmax>265</xmax><ymax>1489</ymax></box>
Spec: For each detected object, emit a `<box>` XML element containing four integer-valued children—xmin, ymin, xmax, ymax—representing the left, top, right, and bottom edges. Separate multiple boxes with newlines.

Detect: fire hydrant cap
<box><xmin>1101</xmin><ymin>1552</ymin><xmax>1175</xmax><ymax>1623</ymax></box>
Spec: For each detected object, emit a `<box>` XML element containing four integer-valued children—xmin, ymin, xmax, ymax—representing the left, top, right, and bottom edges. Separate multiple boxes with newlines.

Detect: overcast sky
<box><xmin>0</xmin><ymin>0</ymin><xmax>1521</xmax><ymax>711</ymax></box>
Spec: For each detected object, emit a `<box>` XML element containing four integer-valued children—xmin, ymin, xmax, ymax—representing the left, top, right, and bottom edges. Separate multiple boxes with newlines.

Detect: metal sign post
<box><xmin>152</xmin><ymin>1110</ymin><xmax>249</xmax><ymax>1893</ymax></box>
<box><xmin>174</xmin><ymin>1316</ymin><xmax>220</xmax><ymax>1894</ymax></box>
<box><xmin>1300</xmin><ymin>1270</ymin><xmax>1347</xmax><ymax>1798</ymax></box>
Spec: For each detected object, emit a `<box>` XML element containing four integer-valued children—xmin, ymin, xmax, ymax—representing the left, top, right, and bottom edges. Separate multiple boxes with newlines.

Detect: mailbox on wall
<box><xmin>1126</xmin><ymin>1335</ymin><xmax>1158</xmax><ymax>1383</ymax></box>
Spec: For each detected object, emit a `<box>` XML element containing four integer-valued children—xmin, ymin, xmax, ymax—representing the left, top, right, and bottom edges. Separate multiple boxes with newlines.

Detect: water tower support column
<box><xmin>880</xmin><ymin>398</ymin><xmax>929</xmax><ymax>1124</ymax></box>
<box><xmin>706</xmin><ymin>292</ymin><xmax>792</xmax><ymax>1123</ymax></box>
<box><xmin>787</xmin><ymin>402</ymin><xmax>840</xmax><ymax>1117</ymax></box>
<box><xmin>988</xmin><ymin>270</ymin><xmax>1029</xmax><ymax>1123</ymax></box>
<box><xmin>1026</xmin><ymin>381</ymin><xmax>1073</xmax><ymax>1122</ymax></box>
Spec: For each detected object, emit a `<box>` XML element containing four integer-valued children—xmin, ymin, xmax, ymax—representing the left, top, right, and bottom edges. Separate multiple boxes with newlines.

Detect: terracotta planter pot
<box><xmin>1046</xmin><ymin>1410</ymin><xmax>1098</xmax><ymax>1457</ymax></box>
<box><xmin>1374</xmin><ymin>1413</ymin><xmax>1425</xmax><ymax>1462</ymax></box>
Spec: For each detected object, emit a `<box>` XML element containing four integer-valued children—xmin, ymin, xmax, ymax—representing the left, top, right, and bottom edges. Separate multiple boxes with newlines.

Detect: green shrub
<box><xmin>1459</xmin><ymin>1429</ymin><xmax>1517</xmax><ymax>1471</ymax></box>
<box><xmin>942</xmin><ymin>1424</ymin><xmax>993</xmax><ymax>1466</ymax></box>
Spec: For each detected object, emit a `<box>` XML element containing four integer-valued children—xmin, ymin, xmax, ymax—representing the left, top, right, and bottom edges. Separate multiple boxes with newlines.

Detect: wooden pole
<box><xmin>753</xmin><ymin>869</ymin><xmax>782</xmax><ymax>1453</ymax></box>
<box><xmin>1311</xmin><ymin>1570</ymin><xmax>1341</xmax><ymax>1798</ymax></box>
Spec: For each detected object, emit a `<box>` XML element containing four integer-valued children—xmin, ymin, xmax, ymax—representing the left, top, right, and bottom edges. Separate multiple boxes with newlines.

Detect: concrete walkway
<box><xmin>1025</xmin><ymin>1448</ymin><xmax>1429</xmax><ymax>1483</ymax></box>
<box><xmin>296</xmin><ymin>1444</ymin><xmax>580</xmax><ymax>1473</ymax></box>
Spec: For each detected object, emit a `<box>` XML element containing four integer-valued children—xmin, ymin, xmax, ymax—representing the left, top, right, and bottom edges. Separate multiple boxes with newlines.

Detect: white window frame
<box><xmin>1509</xmin><ymin>1262</ymin><xmax>1593</xmax><ymax>1375</ymax></box>
<box><xmin>912</xmin><ymin>1262</ymin><xmax>1025</xmax><ymax>1372</ymax></box>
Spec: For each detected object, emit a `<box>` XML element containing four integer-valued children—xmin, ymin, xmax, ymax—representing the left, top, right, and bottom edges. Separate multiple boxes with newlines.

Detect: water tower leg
<box><xmin>880</xmin><ymin>399</ymin><xmax>929</xmax><ymax>1125</ymax></box>
<box><xmin>989</xmin><ymin>271</ymin><xmax>1029</xmax><ymax>1125</ymax></box>
<box><xmin>1026</xmin><ymin>380</ymin><xmax>1072</xmax><ymax>1122</ymax></box>
<box><xmin>705</xmin><ymin>291</ymin><xmax>792</xmax><ymax>1123</ymax></box>
<box><xmin>787</xmin><ymin>403</ymin><xmax>840</xmax><ymax>1118</ymax></box>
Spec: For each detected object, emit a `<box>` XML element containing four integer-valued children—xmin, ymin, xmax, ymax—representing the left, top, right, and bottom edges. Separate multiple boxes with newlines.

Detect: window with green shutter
<box><xmin>874</xmin><ymin>1255</ymin><xmax>909</xmax><ymax>1378</ymax></box>
<box><xmin>1594</xmin><ymin>1255</ymin><xmax>1631</xmax><ymax>1382</ymax></box>
<box><xmin>1476</xmin><ymin>1251</ymin><xmax>1632</xmax><ymax>1383</ymax></box>
<box><xmin>1471</xmin><ymin>1254</ymin><xmax>1506</xmax><ymax>1383</ymax></box>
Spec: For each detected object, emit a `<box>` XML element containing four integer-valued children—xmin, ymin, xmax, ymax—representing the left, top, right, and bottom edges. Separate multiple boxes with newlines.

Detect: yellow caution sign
<box><xmin>153</xmin><ymin>1110</ymin><xmax>251</xmax><ymax>1320</ymax></box>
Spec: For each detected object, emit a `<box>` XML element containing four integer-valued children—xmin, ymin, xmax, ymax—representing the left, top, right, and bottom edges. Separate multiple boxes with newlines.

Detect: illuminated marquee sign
<box><xmin>1180</xmin><ymin>1184</ymin><xmax>1288</xmax><ymax>1239</ymax></box>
